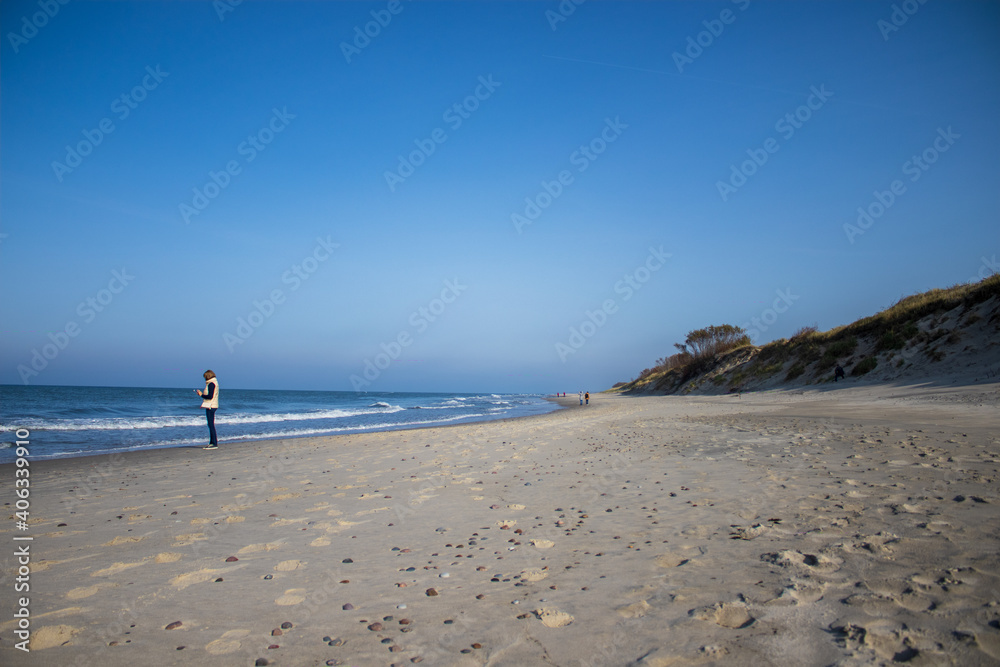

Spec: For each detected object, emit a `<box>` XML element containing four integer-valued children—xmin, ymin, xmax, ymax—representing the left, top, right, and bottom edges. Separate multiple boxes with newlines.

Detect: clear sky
<box><xmin>1</xmin><ymin>0</ymin><xmax>998</xmax><ymax>393</ymax></box>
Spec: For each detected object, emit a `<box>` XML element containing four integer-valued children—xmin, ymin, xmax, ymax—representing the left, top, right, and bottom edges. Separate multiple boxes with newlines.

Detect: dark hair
<box><xmin>203</xmin><ymin>370</ymin><xmax>216</xmax><ymax>380</ymax></box>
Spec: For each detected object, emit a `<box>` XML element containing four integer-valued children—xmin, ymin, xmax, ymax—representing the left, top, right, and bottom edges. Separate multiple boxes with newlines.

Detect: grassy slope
<box><xmin>612</xmin><ymin>274</ymin><xmax>1000</xmax><ymax>396</ymax></box>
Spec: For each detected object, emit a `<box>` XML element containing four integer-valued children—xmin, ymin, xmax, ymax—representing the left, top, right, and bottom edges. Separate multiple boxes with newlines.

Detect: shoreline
<box><xmin>3</xmin><ymin>395</ymin><xmax>568</xmax><ymax>466</ymax></box>
<box><xmin>2</xmin><ymin>383</ymin><xmax>997</xmax><ymax>665</ymax></box>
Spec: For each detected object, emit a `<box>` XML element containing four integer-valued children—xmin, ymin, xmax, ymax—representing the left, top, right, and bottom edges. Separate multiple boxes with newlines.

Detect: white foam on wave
<box><xmin>4</xmin><ymin>405</ymin><xmax>405</xmax><ymax>431</ymax></box>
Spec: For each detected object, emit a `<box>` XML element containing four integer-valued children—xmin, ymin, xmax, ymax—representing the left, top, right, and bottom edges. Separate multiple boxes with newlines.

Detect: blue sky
<box><xmin>1</xmin><ymin>0</ymin><xmax>998</xmax><ymax>393</ymax></box>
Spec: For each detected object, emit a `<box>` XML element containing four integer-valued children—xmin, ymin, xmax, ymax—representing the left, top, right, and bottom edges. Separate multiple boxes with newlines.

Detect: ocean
<box><xmin>0</xmin><ymin>385</ymin><xmax>559</xmax><ymax>463</ymax></box>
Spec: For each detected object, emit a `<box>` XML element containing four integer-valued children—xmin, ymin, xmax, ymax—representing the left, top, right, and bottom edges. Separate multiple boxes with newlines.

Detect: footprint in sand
<box><xmin>275</xmin><ymin>588</ymin><xmax>307</xmax><ymax>605</ymax></box>
<box><xmin>155</xmin><ymin>552</ymin><xmax>183</xmax><ymax>563</ymax></box>
<box><xmin>30</xmin><ymin>625</ymin><xmax>81</xmax><ymax>650</ymax></box>
<box><xmin>655</xmin><ymin>553</ymin><xmax>689</xmax><ymax>568</ymax></box>
<box><xmin>91</xmin><ymin>560</ymin><xmax>147</xmax><ymax>577</ymax></box>
<box><xmin>520</xmin><ymin>569</ymin><xmax>548</xmax><ymax>582</ymax></box>
<box><xmin>270</xmin><ymin>493</ymin><xmax>301</xmax><ymax>502</ymax></box>
<box><xmin>530</xmin><ymin>539</ymin><xmax>555</xmax><ymax>549</ymax></box>
<box><xmin>103</xmin><ymin>535</ymin><xmax>147</xmax><ymax>547</ymax></box>
<box><xmin>170</xmin><ymin>567</ymin><xmax>231</xmax><ymax>590</ymax></box>
<box><xmin>785</xmin><ymin>581</ymin><xmax>826</xmax><ymax>603</ymax></box>
<box><xmin>173</xmin><ymin>532</ymin><xmax>208</xmax><ymax>546</ymax></box>
<box><xmin>497</xmin><ymin>519</ymin><xmax>517</xmax><ymax>528</ymax></box>
<box><xmin>239</xmin><ymin>541</ymin><xmax>285</xmax><ymax>555</ymax></box>
<box><xmin>356</xmin><ymin>506</ymin><xmax>390</xmax><ymax>515</ymax></box>
<box><xmin>692</xmin><ymin>602</ymin><xmax>754</xmax><ymax>629</ymax></box>
<box><xmin>66</xmin><ymin>583</ymin><xmax>116</xmax><ymax>600</ymax></box>
<box><xmin>507</xmin><ymin>504</ymin><xmax>526</xmax><ymax>510</ymax></box>
<box><xmin>534</xmin><ymin>608</ymin><xmax>573</xmax><ymax>628</ymax></box>
<box><xmin>310</xmin><ymin>537</ymin><xmax>331</xmax><ymax>547</ymax></box>
<box><xmin>306</xmin><ymin>503</ymin><xmax>333</xmax><ymax>513</ymax></box>
<box><xmin>205</xmin><ymin>629</ymin><xmax>251</xmax><ymax>655</ymax></box>
<box><xmin>274</xmin><ymin>560</ymin><xmax>304</xmax><ymax>571</ymax></box>
<box><xmin>617</xmin><ymin>600</ymin><xmax>652</xmax><ymax>618</ymax></box>
<box><xmin>270</xmin><ymin>518</ymin><xmax>308</xmax><ymax>527</ymax></box>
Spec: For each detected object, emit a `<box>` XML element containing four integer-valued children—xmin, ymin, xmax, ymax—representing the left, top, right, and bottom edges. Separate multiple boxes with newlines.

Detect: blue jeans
<box><xmin>206</xmin><ymin>408</ymin><xmax>218</xmax><ymax>445</ymax></box>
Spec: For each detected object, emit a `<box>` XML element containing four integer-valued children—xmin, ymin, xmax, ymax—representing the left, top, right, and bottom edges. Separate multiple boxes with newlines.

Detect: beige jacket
<box><xmin>201</xmin><ymin>378</ymin><xmax>219</xmax><ymax>409</ymax></box>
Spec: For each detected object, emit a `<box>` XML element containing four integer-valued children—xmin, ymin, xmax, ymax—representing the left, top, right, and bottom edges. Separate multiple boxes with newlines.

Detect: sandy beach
<box><xmin>3</xmin><ymin>383</ymin><xmax>999</xmax><ymax>666</ymax></box>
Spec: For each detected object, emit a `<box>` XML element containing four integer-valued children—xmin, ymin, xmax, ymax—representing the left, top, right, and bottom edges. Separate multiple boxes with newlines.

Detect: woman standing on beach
<box><xmin>195</xmin><ymin>370</ymin><xmax>220</xmax><ymax>449</ymax></box>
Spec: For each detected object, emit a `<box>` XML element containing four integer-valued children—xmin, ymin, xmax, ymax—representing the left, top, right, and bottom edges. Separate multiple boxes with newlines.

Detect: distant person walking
<box><xmin>585</xmin><ymin>392</ymin><xmax>590</xmax><ymax>405</ymax></box>
<box><xmin>834</xmin><ymin>364</ymin><xmax>845</xmax><ymax>382</ymax></box>
<box><xmin>579</xmin><ymin>391</ymin><xmax>583</xmax><ymax>406</ymax></box>
<box><xmin>196</xmin><ymin>370</ymin><xmax>220</xmax><ymax>449</ymax></box>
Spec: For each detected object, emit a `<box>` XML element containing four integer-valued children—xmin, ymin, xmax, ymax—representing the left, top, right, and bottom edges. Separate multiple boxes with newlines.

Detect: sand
<box><xmin>2</xmin><ymin>383</ymin><xmax>999</xmax><ymax>666</ymax></box>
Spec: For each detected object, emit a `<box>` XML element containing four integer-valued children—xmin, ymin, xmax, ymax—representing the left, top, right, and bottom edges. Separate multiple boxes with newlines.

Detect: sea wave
<box><xmin>15</xmin><ymin>412</ymin><xmax>494</xmax><ymax>460</ymax></box>
<box><xmin>1</xmin><ymin>405</ymin><xmax>405</xmax><ymax>432</ymax></box>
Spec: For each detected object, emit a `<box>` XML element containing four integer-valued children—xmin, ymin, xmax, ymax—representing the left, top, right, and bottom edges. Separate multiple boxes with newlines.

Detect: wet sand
<box><xmin>2</xmin><ymin>383</ymin><xmax>999</xmax><ymax>666</ymax></box>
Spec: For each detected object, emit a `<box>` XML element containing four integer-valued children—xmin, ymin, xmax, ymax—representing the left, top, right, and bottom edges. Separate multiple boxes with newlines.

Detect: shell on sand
<box><xmin>534</xmin><ymin>608</ymin><xmax>573</xmax><ymax>628</ymax></box>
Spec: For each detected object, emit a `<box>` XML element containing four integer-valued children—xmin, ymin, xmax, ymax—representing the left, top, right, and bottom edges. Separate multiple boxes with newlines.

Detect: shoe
<box><xmin>203</xmin><ymin>445</ymin><xmax>218</xmax><ymax>449</ymax></box>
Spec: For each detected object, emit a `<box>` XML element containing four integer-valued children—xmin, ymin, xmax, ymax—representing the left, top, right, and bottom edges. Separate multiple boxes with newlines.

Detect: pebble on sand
<box><xmin>164</xmin><ymin>621</ymin><xmax>182</xmax><ymax>630</ymax></box>
<box><xmin>225</xmin><ymin>556</ymin><xmax>238</xmax><ymax>562</ymax></box>
<box><xmin>426</xmin><ymin>588</ymin><xmax>439</xmax><ymax>596</ymax></box>
<box><xmin>342</xmin><ymin>603</ymin><xmax>355</xmax><ymax>610</ymax></box>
